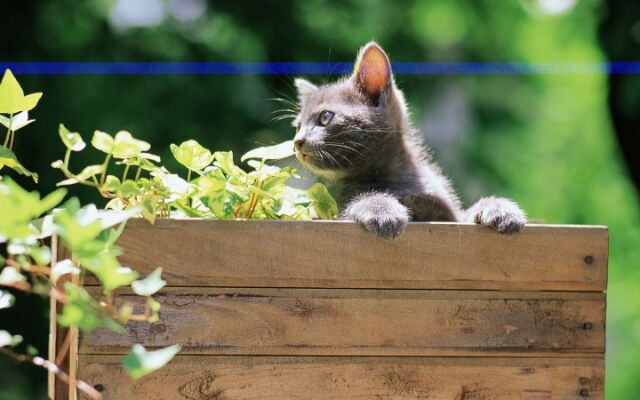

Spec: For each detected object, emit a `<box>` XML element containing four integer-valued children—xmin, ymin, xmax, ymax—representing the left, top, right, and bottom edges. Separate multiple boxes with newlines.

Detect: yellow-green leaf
<box><xmin>91</xmin><ymin>130</ymin><xmax>115</xmax><ymax>154</ymax></box>
<box><xmin>170</xmin><ymin>140</ymin><xmax>214</xmax><ymax>172</ymax></box>
<box><xmin>59</xmin><ymin>124</ymin><xmax>86</xmax><ymax>151</ymax></box>
<box><xmin>241</xmin><ymin>140</ymin><xmax>295</xmax><ymax>162</ymax></box>
<box><xmin>0</xmin><ymin>145</ymin><xmax>38</xmax><ymax>182</ymax></box>
<box><xmin>112</xmin><ymin>131</ymin><xmax>150</xmax><ymax>159</ymax></box>
<box><xmin>0</xmin><ymin>70</ymin><xmax>43</xmax><ymax>114</ymax></box>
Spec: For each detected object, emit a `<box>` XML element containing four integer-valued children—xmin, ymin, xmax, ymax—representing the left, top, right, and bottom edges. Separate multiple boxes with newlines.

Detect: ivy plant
<box><xmin>1</xmin><ymin>68</ymin><xmax>339</xmax><ymax>399</ymax></box>
<box><xmin>0</xmin><ymin>69</ymin><xmax>180</xmax><ymax>399</ymax></box>
<box><xmin>52</xmin><ymin>128</ymin><xmax>337</xmax><ymax>223</ymax></box>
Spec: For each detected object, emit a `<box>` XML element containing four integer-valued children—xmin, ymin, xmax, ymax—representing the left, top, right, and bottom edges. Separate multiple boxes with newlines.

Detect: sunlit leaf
<box><xmin>0</xmin><ymin>266</ymin><xmax>26</xmax><ymax>286</ymax></box>
<box><xmin>59</xmin><ymin>124</ymin><xmax>86</xmax><ymax>151</ymax></box>
<box><xmin>91</xmin><ymin>130</ymin><xmax>115</xmax><ymax>154</ymax></box>
<box><xmin>101</xmin><ymin>175</ymin><xmax>121</xmax><ymax>193</ymax></box>
<box><xmin>131</xmin><ymin>267</ymin><xmax>166</xmax><ymax>296</ymax></box>
<box><xmin>170</xmin><ymin>140</ymin><xmax>214</xmax><ymax>172</ymax></box>
<box><xmin>29</xmin><ymin>244</ymin><xmax>51</xmax><ymax>266</ymax></box>
<box><xmin>119</xmin><ymin>179</ymin><xmax>142</xmax><ymax>197</ymax></box>
<box><xmin>56</xmin><ymin>165</ymin><xmax>103</xmax><ymax>186</ymax></box>
<box><xmin>241</xmin><ymin>140</ymin><xmax>295</xmax><ymax>162</ymax></box>
<box><xmin>112</xmin><ymin>131</ymin><xmax>150</xmax><ymax>159</ymax></box>
<box><xmin>213</xmin><ymin>151</ymin><xmax>244</xmax><ymax>176</ymax></box>
<box><xmin>54</xmin><ymin>201</ymin><xmax>104</xmax><ymax>249</ymax></box>
<box><xmin>58</xmin><ymin>282</ymin><xmax>125</xmax><ymax>333</ymax></box>
<box><xmin>0</xmin><ymin>145</ymin><xmax>38</xmax><ymax>182</ymax></box>
<box><xmin>0</xmin><ymin>290</ymin><xmax>15</xmax><ymax>310</ymax></box>
<box><xmin>0</xmin><ymin>330</ymin><xmax>22</xmax><ymax>347</ymax></box>
<box><xmin>0</xmin><ymin>69</ymin><xmax>43</xmax><ymax>114</ymax></box>
<box><xmin>0</xmin><ymin>111</ymin><xmax>35</xmax><ymax>132</ymax></box>
<box><xmin>308</xmin><ymin>183</ymin><xmax>338</xmax><ymax>219</ymax></box>
<box><xmin>97</xmin><ymin>208</ymin><xmax>140</xmax><ymax>230</ymax></box>
<box><xmin>51</xmin><ymin>259</ymin><xmax>80</xmax><ymax>280</ymax></box>
<box><xmin>122</xmin><ymin>344</ymin><xmax>181</xmax><ymax>379</ymax></box>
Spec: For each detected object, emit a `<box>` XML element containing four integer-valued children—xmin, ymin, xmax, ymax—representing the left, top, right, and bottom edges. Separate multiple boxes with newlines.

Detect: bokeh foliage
<box><xmin>1</xmin><ymin>0</ymin><xmax>639</xmax><ymax>398</ymax></box>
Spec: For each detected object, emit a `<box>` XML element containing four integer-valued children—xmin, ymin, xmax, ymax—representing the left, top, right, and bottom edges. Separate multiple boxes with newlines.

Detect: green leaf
<box><xmin>122</xmin><ymin>344</ymin><xmax>181</xmax><ymax>379</ymax></box>
<box><xmin>131</xmin><ymin>267</ymin><xmax>166</xmax><ymax>296</ymax></box>
<box><xmin>0</xmin><ymin>145</ymin><xmax>38</xmax><ymax>182</ymax></box>
<box><xmin>101</xmin><ymin>175</ymin><xmax>121</xmax><ymax>193</ymax></box>
<box><xmin>119</xmin><ymin>179</ymin><xmax>142</xmax><ymax>197</ymax></box>
<box><xmin>213</xmin><ymin>151</ymin><xmax>244</xmax><ymax>177</ymax></box>
<box><xmin>195</xmin><ymin>168</ymin><xmax>226</xmax><ymax>197</ymax></box>
<box><xmin>241</xmin><ymin>140</ymin><xmax>295</xmax><ymax>162</ymax></box>
<box><xmin>308</xmin><ymin>183</ymin><xmax>338</xmax><ymax>220</ymax></box>
<box><xmin>53</xmin><ymin>202</ymin><xmax>105</xmax><ymax>249</ymax></box>
<box><xmin>91</xmin><ymin>130</ymin><xmax>115</xmax><ymax>154</ymax></box>
<box><xmin>56</xmin><ymin>164</ymin><xmax>103</xmax><ymax>186</ymax></box>
<box><xmin>0</xmin><ymin>69</ymin><xmax>43</xmax><ymax>114</ymax></box>
<box><xmin>29</xmin><ymin>245</ymin><xmax>51</xmax><ymax>266</ymax></box>
<box><xmin>112</xmin><ymin>131</ymin><xmax>151</xmax><ymax>159</ymax></box>
<box><xmin>0</xmin><ymin>179</ymin><xmax>66</xmax><ymax>241</ymax></box>
<box><xmin>58</xmin><ymin>282</ymin><xmax>125</xmax><ymax>333</ymax></box>
<box><xmin>80</xmin><ymin>252</ymin><xmax>138</xmax><ymax>292</ymax></box>
<box><xmin>58</xmin><ymin>124</ymin><xmax>86</xmax><ymax>151</ymax></box>
<box><xmin>170</xmin><ymin>140</ymin><xmax>214</xmax><ymax>172</ymax></box>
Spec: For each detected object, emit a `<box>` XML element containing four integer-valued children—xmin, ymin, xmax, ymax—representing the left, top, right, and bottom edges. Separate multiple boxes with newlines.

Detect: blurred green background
<box><xmin>1</xmin><ymin>0</ymin><xmax>638</xmax><ymax>398</ymax></box>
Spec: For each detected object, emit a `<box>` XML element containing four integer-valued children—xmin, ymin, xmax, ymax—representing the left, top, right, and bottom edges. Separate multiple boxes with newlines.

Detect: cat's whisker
<box><xmin>323</xmin><ymin>142</ymin><xmax>368</xmax><ymax>159</ymax></box>
<box><xmin>268</xmin><ymin>96</ymin><xmax>300</xmax><ymax>110</ymax></box>
<box><xmin>269</xmin><ymin>114</ymin><xmax>296</xmax><ymax>122</ymax></box>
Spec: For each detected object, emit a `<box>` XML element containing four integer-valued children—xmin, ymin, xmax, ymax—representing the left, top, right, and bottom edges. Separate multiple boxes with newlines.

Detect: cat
<box><xmin>292</xmin><ymin>41</ymin><xmax>526</xmax><ymax>239</ymax></box>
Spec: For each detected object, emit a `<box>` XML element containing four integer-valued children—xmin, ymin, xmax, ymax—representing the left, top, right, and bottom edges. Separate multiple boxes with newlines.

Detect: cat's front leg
<box><xmin>465</xmin><ymin>196</ymin><xmax>526</xmax><ymax>234</ymax></box>
<box><xmin>342</xmin><ymin>192</ymin><xmax>410</xmax><ymax>239</ymax></box>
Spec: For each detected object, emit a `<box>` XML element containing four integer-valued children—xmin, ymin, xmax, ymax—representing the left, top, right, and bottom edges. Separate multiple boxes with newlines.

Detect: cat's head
<box><xmin>293</xmin><ymin>41</ymin><xmax>410</xmax><ymax>181</ymax></box>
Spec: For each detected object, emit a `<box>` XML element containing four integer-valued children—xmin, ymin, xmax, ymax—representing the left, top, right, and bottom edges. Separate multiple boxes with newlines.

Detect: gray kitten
<box><xmin>292</xmin><ymin>41</ymin><xmax>526</xmax><ymax>239</ymax></box>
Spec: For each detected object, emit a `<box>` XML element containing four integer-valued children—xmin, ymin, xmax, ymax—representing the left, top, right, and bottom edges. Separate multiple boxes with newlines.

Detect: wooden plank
<box><xmin>78</xmin><ymin>355</ymin><xmax>604</xmax><ymax>400</ymax></box>
<box><xmin>107</xmin><ymin>219</ymin><xmax>608</xmax><ymax>291</ymax></box>
<box><xmin>81</xmin><ymin>288</ymin><xmax>604</xmax><ymax>357</ymax></box>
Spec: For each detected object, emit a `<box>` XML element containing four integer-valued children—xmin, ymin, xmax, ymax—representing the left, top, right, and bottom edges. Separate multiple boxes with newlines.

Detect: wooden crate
<box><xmin>50</xmin><ymin>219</ymin><xmax>608</xmax><ymax>399</ymax></box>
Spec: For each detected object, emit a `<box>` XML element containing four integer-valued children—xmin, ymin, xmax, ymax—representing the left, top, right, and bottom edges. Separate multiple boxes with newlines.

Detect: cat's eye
<box><xmin>318</xmin><ymin>111</ymin><xmax>334</xmax><ymax>126</ymax></box>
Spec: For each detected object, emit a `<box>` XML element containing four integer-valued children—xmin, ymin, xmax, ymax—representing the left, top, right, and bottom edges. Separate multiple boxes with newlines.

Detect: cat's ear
<box><xmin>294</xmin><ymin>78</ymin><xmax>318</xmax><ymax>101</ymax></box>
<box><xmin>352</xmin><ymin>41</ymin><xmax>392</xmax><ymax>105</ymax></box>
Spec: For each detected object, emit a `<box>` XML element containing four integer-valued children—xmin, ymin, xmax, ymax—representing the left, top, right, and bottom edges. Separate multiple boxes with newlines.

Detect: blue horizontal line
<box><xmin>1</xmin><ymin>62</ymin><xmax>639</xmax><ymax>75</ymax></box>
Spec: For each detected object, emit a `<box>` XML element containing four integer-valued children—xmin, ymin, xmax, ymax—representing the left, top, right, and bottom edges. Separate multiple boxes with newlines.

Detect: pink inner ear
<box><xmin>356</xmin><ymin>46</ymin><xmax>390</xmax><ymax>100</ymax></box>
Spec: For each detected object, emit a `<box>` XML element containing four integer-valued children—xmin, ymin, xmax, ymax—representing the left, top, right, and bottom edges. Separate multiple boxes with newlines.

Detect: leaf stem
<box><xmin>99</xmin><ymin>154</ymin><xmax>112</xmax><ymax>186</ymax></box>
<box><xmin>63</xmin><ymin>149</ymin><xmax>71</xmax><ymax>169</ymax></box>
<box><xmin>3</xmin><ymin>113</ymin><xmax>12</xmax><ymax>148</ymax></box>
<box><xmin>0</xmin><ymin>347</ymin><xmax>103</xmax><ymax>400</ymax></box>
<box><xmin>8</xmin><ymin>130</ymin><xmax>14</xmax><ymax>150</ymax></box>
<box><xmin>187</xmin><ymin>169</ymin><xmax>192</xmax><ymax>182</ymax></box>
<box><xmin>122</xmin><ymin>163</ymin><xmax>131</xmax><ymax>182</ymax></box>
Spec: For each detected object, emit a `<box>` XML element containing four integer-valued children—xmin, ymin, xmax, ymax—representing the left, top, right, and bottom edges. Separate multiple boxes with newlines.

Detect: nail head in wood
<box><xmin>584</xmin><ymin>255</ymin><xmax>594</xmax><ymax>265</ymax></box>
<box><xmin>583</xmin><ymin>322</ymin><xmax>593</xmax><ymax>331</ymax></box>
<box><xmin>94</xmin><ymin>384</ymin><xmax>104</xmax><ymax>392</ymax></box>
<box><xmin>579</xmin><ymin>388</ymin><xmax>590</xmax><ymax>397</ymax></box>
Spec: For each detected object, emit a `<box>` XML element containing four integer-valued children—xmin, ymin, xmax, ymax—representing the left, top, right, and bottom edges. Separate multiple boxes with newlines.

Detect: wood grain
<box><xmin>105</xmin><ymin>219</ymin><xmax>608</xmax><ymax>291</ymax></box>
<box><xmin>50</xmin><ymin>222</ymin><xmax>608</xmax><ymax>399</ymax></box>
<box><xmin>78</xmin><ymin>356</ymin><xmax>604</xmax><ymax>400</ymax></box>
<box><xmin>82</xmin><ymin>288</ymin><xmax>604</xmax><ymax>357</ymax></box>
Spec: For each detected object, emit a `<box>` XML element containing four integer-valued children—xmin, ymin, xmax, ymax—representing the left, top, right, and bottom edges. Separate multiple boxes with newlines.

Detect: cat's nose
<box><xmin>294</xmin><ymin>137</ymin><xmax>306</xmax><ymax>151</ymax></box>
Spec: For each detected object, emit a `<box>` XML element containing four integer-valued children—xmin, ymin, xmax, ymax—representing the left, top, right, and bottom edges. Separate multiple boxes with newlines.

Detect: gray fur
<box><xmin>292</xmin><ymin>41</ymin><xmax>526</xmax><ymax>238</ymax></box>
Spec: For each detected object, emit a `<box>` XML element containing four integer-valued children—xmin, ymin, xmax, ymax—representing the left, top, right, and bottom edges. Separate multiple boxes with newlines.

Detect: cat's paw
<box><xmin>342</xmin><ymin>193</ymin><xmax>410</xmax><ymax>239</ymax></box>
<box><xmin>470</xmin><ymin>196</ymin><xmax>526</xmax><ymax>234</ymax></box>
